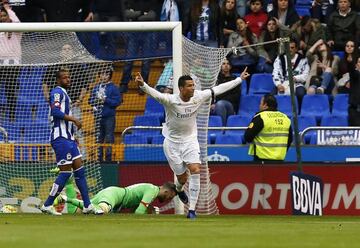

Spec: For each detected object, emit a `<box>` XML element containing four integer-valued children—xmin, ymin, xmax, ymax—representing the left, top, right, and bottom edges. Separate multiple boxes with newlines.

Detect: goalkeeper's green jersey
<box><xmin>91</xmin><ymin>183</ymin><xmax>160</xmax><ymax>214</ymax></box>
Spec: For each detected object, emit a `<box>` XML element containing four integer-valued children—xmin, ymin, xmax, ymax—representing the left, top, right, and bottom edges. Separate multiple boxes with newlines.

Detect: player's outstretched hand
<box><xmin>240</xmin><ymin>66</ymin><xmax>250</xmax><ymax>80</ymax></box>
<box><xmin>135</xmin><ymin>72</ymin><xmax>144</xmax><ymax>87</ymax></box>
<box><xmin>73</xmin><ymin>118</ymin><xmax>82</xmax><ymax>130</ymax></box>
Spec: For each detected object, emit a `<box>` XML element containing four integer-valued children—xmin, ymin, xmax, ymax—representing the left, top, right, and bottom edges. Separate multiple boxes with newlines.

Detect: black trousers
<box><xmin>349</xmin><ymin>106</ymin><xmax>360</xmax><ymax>126</ymax></box>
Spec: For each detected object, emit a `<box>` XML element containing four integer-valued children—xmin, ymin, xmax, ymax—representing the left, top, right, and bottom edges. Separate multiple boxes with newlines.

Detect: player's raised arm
<box><xmin>212</xmin><ymin>67</ymin><xmax>250</xmax><ymax>96</ymax></box>
<box><xmin>135</xmin><ymin>72</ymin><xmax>171</xmax><ymax>105</ymax></box>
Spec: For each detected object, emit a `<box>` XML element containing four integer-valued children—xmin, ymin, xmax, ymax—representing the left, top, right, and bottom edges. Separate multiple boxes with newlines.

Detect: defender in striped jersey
<box><xmin>41</xmin><ymin>68</ymin><xmax>103</xmax><ymax>215</ymax></box>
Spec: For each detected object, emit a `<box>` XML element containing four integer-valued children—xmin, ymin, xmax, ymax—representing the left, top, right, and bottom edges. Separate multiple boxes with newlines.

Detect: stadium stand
<box><xmin>332</xmin><ymin>94</ymin><xmax>349</xmax><ymax>117</ymax></box>
<box><xmin>248</xmin><ymin>73</ymin><xmax>275</xmax><ymax>95</ymax></box>
<box><xmin>275</xmin><ymin>95</ymin><xmax>298</xmax><ymax>118</ymax></box>
<box><xmin>208</xmin><ymin>115</ymin><xmax>224</xmax><ymax>144</ymax></box>
<box><xmin>215</xmin><ymin>133</ymin><xmax>243</xmax><ymax>144</ymax></box>
<box><xmin>300</xmin><ymin>94</ymin><xmax>330</xmax><ymax>122</ymax></box>
<box><xmin>123</xmin><ymin>134</ymin><xmax>149</xmax><ymax>144</ymax></box>
<box><xmin>225</xmin><ymin>115</ymin><xmax>251</xmax><ymax>143</ymax></box>
<box><xmin>150</xmin><ymin>134</ymin><xmax>165</xmax><ymax>144</ymax></box>
<box><xmin>320</xmin><ymin>115</ymin><xmax>349</xmax><ymax>127</ymax></box>
<box><xmin>144</xmin><ymin>95</ymin><xmax>165</xmax><ymax>122</ymax></box>
<box><xmin>238</xmin><ymin>95</ymin><xmax>262</xmax><ymax>117</ymax></box>
<box><xmin>296</xmin><ymin>115</ymin><xmax>317</xmax><ymax>144</ymax></box>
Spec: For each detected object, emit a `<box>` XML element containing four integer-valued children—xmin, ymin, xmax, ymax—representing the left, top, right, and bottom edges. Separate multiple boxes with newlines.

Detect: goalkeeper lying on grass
<box><xmin>55</xmin><ymin>181</ymin><xmax>177</xmax><ymax>214</ymax></box>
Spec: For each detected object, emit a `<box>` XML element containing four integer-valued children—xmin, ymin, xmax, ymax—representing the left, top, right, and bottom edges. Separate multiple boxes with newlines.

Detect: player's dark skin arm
<box><xmin>244</xmin><ymin>114</ymin><xmax>264</xmax><ymax>143</ymax></box>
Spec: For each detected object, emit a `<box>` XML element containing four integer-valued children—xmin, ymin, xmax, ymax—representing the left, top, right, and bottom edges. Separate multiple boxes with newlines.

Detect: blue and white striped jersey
<box><xmin>49</xmin><ymin>86</ymin><xmax>75</xmax><ymax>142</ymax></box>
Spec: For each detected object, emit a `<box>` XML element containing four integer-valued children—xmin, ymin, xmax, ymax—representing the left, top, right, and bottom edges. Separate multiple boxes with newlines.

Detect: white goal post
<box><xmin>0</xmin><ymin>21</ymin><xmax>183</xmax><ymax>86</ymax></box>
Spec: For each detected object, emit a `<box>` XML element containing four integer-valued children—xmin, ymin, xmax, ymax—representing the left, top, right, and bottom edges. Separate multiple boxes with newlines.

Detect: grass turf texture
<box><xmin>1</xmin><ymin>215</ymin><xmax>360</xmax><ymax>248</ymax></box>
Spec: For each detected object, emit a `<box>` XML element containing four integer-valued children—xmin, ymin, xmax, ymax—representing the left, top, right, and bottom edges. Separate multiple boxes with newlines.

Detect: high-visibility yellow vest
<box><xmin>248</xmin><ymin>111</ymin><xmax>291</xmax><ymax>160</ymax></box>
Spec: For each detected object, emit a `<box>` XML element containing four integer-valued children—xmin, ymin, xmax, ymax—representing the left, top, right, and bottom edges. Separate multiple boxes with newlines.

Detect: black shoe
<box><xmin>177</xmin><ymin>190</ymin><xmax>188</xmax><ymax>204</ymax></box>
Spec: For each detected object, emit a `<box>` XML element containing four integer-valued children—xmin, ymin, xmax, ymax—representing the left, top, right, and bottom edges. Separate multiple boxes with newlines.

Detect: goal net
<box><xmin>0</xmin><ymin>30</ymin><xmax>112</xmax><ymax>212</ymax></box>
<box><xmin>0</xmin><ymin>22</ymin><xmax>233</xmax><ymax>214</ymax></box>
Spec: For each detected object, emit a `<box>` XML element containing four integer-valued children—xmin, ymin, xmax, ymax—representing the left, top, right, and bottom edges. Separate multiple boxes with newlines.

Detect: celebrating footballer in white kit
<box><xmin>135</xmin><ymin>67</ymin><xmax>250</xmax><ymax>219</ymax></box>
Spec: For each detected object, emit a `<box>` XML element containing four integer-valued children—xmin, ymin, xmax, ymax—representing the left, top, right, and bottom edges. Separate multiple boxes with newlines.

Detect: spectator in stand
<box><xmin>155</xmin><ymin>60</ymin><xmax>174</xmax><ymax>93</ymax></box>
<box><xmin>210</xmin><ymin>59</ymin><xmax>241</xmax><ymax>125</ymax></box>
<box><xmin>326</xmin><ymin>0</ymin><xmax>360</xmax><ymax>51</ymax></box>
<box><xmin>91</xmin><ymin>0</ymin><xmax>125</xmax><ymax>59</ymax></box>
<box><xmin>337</xmin><ymin>40</ymin><xmax>359</xmax><ymax>94</ymax></box>
<box><xmin>291</xmin><ymin>15</ymin><xmax>327</xmax><ymax>54</ymax></box>
<box><xmin>8</xmin><ymin>0</ymin><xmax>44</xmax><ymax>22</ymax></box>
<box><xmin>227</xmin><ymin>16</ymin><xmax>258</xmax><ymax>83</ymax></box>
<box><xmin>348</xmin><ymin>57</ymin><xmax>360</xmax><ymax>126</ymax></box>
<box><xmin>311</xmin><ymin>0</ymin><xmax>335</xmax><ymax>24</ymax></box>
<box><xmin>89</xmin><ymin>68</ymin><xmax>121</xmax><ymax>162</ymax></box>
<box><xmin>160</xmin><ymin>0</ymin><xmax>181</xmax><ymax>21</ymax></box>
<box><xmin>306</xmin><ymin>39</ymin><xmax>340</xmax><ymax>95</ymax></box>
<box><xmin>257</xmin><ymin>17</ymin><xmax>290</xmax><ymax>73</ymax></box>
<box><xmin>0</xmin><ymin>1</ymin><xmax>21</xmax><ymax>121</ymax></box>
<box><xmin>272</xmin><ymin>39</ymin><xmax>309</xmax><ymax>106</ymax></box>
<box><xmin>119</xmin><ymin>0</ymin><xmax>162</xmax><ymax>94</ymax></box>
<box><xmin>268</xmin><ymin>0</ymin><xmax>299</xmax><ymax>28</ymax></box>
<box><xmin>219</xmin><ymin>0</ymin><xmax>238</xmax><ymax>46</ymax></box>
<box><xmin>218</xmin><ymin>0</ymin><xmax>247</xmax><ymax>18</ymax></box>
<box><xmin>183</xmin><ymin>0</ymin><xmax>222</xmax><ymax>47</ymax></box>
<box><xmin>244</xmin><ymin>0</ymin><xmax>268</xmax><ymax>38</ymax></box>
<box><xmin>29</xmin><ymin>0</ymin><xmax>94</xmax><ymax>22</ymax></box>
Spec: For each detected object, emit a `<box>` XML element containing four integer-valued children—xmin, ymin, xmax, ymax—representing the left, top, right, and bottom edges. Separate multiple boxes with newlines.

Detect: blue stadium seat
<box><xmin>18</xmin><ymin>66</ymin><xmax>47</xmax><ymax>104</ymax></box>
<box><xmin>276</xmin><ymin>95</ymin><xmax>298</xmax><ymax>118</ymax></box>
<box><xmin>295</xmin><ymin>0</ymin><xmax>312</xmax><ymax>6</ymax></box>
<box><xmin>238</xmin><ymin>95</ymin><xmax>262</xmax><ymax>117</ymax></box>
<box><xmin>24</xmin><ymin>122</ymin><xmax>50</xmax><ymax>143</ymax></box>
<box><xmin>150</xmin><ymin>134</ymin><xmax>165</xmax><ymax>144</ymax></box>
<box><xmin>208</xmin><ymin>115</ymin><xmax>224</xmax><ymax>144</ymax></box>
<box><xmin>320</xmin><ymin>115</ymin><xmax>348</xmax><ymax>127</ymax></box>
<box><xmin>225</xmin><ymin>115</ymin><xmax>251</xmax><ymax>143</ymax></box>
<box><xmin>295</xmin><ymin>6</ymin><xmax>311</xmax><ymax>17</ymax></box>
<box><xmin>248</xmin><ymin>73</ymin><xmax>275</xmax><ymax>95</ymax></box>
<box><xmin>144</xmin><ymin>96</ymin><xmax>165</xmax><ymax>122</ymax></box>
<box><xmin>215</xmin><ymin>133</ymin><xmax>243</xmax><ymax>144</ymax></box>
<box><xmin>123</xmin><ymin>134</ymin><xmax>148</xmax><ymax>144</ymax></box>
<box><xmin>295</xmin><ymin>115</ymin><xmax>317</xmax><ymax>144</ymax></box>
<box><xmin>300</xmin><ymin>95</ymin><xmax>330</xmax><ymax>122</ymax></box>
<box><xmin>332</xmin><ymin>51</ymin><xmax>345</xmax><ymax>60</ymax></box>
<box><xmin>133</xmin><ymin>115</ymin><xmax>161</xmax><ymax>135</ymax></box>
<box><xmin>332</xmin><ymin>94</ymin><xmax>349</xmax><ymax>117</ymax></box>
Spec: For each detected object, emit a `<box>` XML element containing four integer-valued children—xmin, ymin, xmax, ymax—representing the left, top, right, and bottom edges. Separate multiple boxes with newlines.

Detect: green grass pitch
<box><xmin>1</xmin><ymin>214</ymin><xmax>360</xmax><ymax>248</ymax></box>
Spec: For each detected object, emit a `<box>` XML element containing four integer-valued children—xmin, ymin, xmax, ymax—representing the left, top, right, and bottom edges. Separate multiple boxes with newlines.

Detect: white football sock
<box><xmin>189</xmin><ymin>174</ymin><xmax>200</xmax><ymax>211</ymax></box>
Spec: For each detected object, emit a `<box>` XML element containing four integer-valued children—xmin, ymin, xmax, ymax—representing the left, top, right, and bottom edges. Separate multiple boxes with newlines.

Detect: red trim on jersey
<box><xmin>140</xmin><ymin>201</ymin><xmax>149</xmax><ymax>208</ymax></box>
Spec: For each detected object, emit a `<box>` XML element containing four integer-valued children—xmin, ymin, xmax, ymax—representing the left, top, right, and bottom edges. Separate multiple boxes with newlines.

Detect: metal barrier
<box><xmin>300</xmin><ymin>126</ymin><xmax>360</xmax><ymax>145</ymax></box>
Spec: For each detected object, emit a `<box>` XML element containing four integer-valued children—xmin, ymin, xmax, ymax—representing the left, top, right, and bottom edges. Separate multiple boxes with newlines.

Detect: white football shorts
<box><xmin>163</xmin><ymin>138</ymin><xmax>201</xmax><ymax>175</ymax></box>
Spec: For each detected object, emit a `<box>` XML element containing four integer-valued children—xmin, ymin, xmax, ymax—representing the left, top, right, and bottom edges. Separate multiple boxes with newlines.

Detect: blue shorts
<box><xmin>51</xmin><ymin>138</ymin><xmax>82</xmax><ymax>166</ymax></box>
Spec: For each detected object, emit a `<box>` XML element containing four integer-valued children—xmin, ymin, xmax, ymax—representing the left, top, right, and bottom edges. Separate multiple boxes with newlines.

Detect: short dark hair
<box><xmin>263</xmin><ymin>93</ymin><xmax>278</xmax><ymax>109</ymax></box>
<box><xmin>300</xmin><ymin>15</ymin><xmax>311</xmax><ymax>27</ymax></box>
<box><xmin>250</xmin><ymin>0</ymin><xmax>263</xmax><ymax>4</ymax></box>
<box><xmin>162</xmin><ymin>182</ymin><xmax>177</xmax><ymax>194</ymax></box>
<box><xmin>56</xmin><ymin>67</ymin><xmax>70</xmax><ymax>80</ymax></box>
<box><xmin>178</xmin><ymin>75</ymin><xmax>193</xmax><ymax>88</ymax></box>
<box><xmin>289</xmin><ymin>38</ymin><xmax>299</xmax><ymax>48</ymax></box>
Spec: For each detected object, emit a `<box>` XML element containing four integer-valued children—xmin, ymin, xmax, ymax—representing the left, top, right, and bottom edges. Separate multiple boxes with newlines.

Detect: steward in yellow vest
<box><xmin>245</xmin><ymin>94</ymin><xmax>293</xmax><ymax>161</ymax></box>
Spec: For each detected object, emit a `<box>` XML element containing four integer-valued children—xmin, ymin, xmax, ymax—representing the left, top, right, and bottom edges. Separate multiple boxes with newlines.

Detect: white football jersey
<box><xmin>141</xmin><ymin>83</ymin><xmax>211</xmax><ymax>142</ymax></box>
<box><xmin>140</xmin><ymin>77</ymin><xmax>242</xmax><ymax>142</ymax></box>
